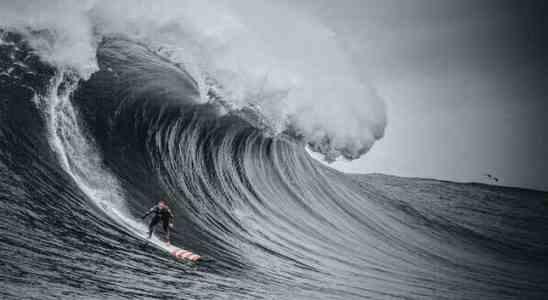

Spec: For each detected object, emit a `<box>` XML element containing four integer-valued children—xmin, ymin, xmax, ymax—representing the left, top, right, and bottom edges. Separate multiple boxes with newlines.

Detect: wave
<box><xmin>0</xmin><ymin>0</ymin><xmax>386</xmax><ymax>161</ymax></box>
<box><xmin>1</xmin><ymin>4</ymin><xmax>548</xmax><ymax>300</ymax></box>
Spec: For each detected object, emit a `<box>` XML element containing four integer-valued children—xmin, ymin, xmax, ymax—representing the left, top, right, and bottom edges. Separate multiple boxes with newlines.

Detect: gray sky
<box><xmin>297</xmin><ymin>0</ymin><xmax>548</xmax><ymax>191</ymax></box>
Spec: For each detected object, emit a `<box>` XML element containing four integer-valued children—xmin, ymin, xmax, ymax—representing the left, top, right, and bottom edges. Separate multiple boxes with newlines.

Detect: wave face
<box><xmin>1</xmin><ymin>17</ymin><xmax>548</xmax><ymax>300</ymax></box>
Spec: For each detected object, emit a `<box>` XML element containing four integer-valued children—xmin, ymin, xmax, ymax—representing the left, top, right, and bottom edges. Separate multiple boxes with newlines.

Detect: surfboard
<box><xmin>165</xmin><ymin>243</ymin><xmax>201</xmax><ymax>262</ymax></box>
<box><xmin>140</xmin><ymin>232</ymin><xmax>202</xmax><ymax>262</ymax></box>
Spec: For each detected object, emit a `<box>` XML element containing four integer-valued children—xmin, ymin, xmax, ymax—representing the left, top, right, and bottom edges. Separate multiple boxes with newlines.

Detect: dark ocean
<box><xmin>1</xmin><ymin>29</ymin><xmax>547</xmax><ymax>300</ymax></box>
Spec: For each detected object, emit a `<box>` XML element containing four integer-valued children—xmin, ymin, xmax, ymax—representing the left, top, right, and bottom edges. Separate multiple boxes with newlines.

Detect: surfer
<box><xmin>142</xmin><ymin>200</ymin><xmax>175</xmax><ymax>244</ymax></box>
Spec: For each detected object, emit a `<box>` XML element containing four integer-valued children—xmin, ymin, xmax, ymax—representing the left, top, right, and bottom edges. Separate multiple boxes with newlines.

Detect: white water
<box><xmin>0</xmin><ymin>0</ymin><xmax>386</xmax><ymax>161</ymax></box>
<box><xmin>40</xmin><ymin>72</ymin><xmax>169</xmax><ymax>249</ymax></box>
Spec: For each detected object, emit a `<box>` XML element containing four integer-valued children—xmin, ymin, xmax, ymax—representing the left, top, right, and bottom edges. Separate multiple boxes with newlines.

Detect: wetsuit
<box><xmin>142</xmin><ymin>204</ymin><xmax>174</xmax><ymax>240</ymax></box>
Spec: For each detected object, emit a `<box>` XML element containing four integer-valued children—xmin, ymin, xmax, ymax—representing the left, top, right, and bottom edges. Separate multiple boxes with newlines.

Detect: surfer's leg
<box><xmin>162</xmin><ymin>219</ymin><xmax>170</xmax><ymax>243</ymax></box>
<box><xmin>148</xmin><ymin>216</ymin><xmax>160</xmax><ymax>238</ymax></box>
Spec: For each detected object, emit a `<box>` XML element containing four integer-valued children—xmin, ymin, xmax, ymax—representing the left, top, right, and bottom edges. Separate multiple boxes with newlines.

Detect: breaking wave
<box><xmin>1</xmin><ymin>2</ymin><xmax>547</xmax><ymax>299</ymax></box>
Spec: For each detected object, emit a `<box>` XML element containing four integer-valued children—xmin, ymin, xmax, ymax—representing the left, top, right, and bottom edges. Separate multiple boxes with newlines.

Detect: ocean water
<box><xmin>0</xmin><ymin>8</ymin><xmax>547</xmax><ymax>300</ymax></box>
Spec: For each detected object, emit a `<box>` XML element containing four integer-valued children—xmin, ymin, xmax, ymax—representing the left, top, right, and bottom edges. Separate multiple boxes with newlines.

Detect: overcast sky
<box><xmin>296</xmin><ymin>0</ymin><xmax>548</xmax><ymax>191</ymax></box>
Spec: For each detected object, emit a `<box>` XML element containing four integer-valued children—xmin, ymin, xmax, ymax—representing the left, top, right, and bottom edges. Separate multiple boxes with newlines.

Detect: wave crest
<box><xmin>0</xmin><ymin>0</ymin><xmax>386</xmax><ymax>161</ymax></box>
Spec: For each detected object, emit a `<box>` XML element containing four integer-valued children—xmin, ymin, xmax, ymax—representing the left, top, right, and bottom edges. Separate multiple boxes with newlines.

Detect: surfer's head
<box><xmin>159</xmin><ymin>199</ymin><xmax>168</xmax><ymax>207</ymax></box>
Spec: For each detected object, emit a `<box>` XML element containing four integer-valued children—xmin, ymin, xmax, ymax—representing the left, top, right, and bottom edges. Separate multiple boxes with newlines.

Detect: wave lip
<box><xmin>0</xmin><ymin>0</ymin><xmax>387</xmax><ymax>162</ymax></box>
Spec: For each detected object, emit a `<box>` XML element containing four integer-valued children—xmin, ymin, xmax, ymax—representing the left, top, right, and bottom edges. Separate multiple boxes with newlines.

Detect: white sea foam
<box><xmin>39</xmin><ymin>71</ymin><xmax>170</xmax><ymax>249</ymax></box>
<box><xmin>0</xmin><ymin>0</ymin><xmax>386</xmax><ymax>161</ymax></box>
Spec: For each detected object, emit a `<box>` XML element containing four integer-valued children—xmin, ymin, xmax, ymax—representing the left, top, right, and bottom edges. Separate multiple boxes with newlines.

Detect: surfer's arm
<box><xmin>141</xmin><ymin>206</ymin><xmax>158</xmax><ymax>219</ymax></box>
